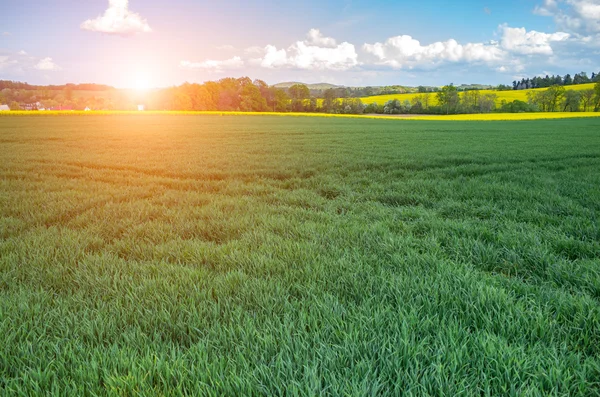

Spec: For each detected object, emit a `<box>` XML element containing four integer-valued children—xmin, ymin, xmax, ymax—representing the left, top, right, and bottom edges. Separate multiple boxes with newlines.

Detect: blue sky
<box><xmin>1</xmin><ymin>0</ymin><xmax>599</xmax><ymax>87</ymax></box>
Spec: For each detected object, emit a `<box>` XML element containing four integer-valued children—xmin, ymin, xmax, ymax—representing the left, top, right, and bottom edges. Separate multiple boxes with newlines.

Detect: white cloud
<box><xmin>363</xmin><ymin>35</ymin><xmax>506</xmax><ymax>69</ymax></box>
<box><xmin>362</xmin><ymin>25</ymin><xmax>571</xmax><ymax>71</ymax></box>
<box><xmin>534</xmin><ymin>0</ymin><xmax>559</xmax><ymax>16</ymax></box>
<box><xmin>17</xmin><ymin>50</ymin><xmax>27</xmax><ymax>55</ymax></box>
<box><xmin>81</xmin><ymin>0</ymin><xmax>151</xmax><ymax>36</ymax></box>
<box><xmin>499</xmin><ymin>25</ymin><xmax>570</xmax><ymax>55</ymax></box>
<box><xmin>534</xmin><ymin>0</ymin><xmax>600</xmax><ymax>34</ymax></box>
<box><xmin>306</xmin><ymin>29</ymin><xmax>337</xmax><ymax>48</ymax></box>
<box><xmin>257</xmin><ymin>30</ymin><xmax>358</xmax><ymax>71</ymax></box>
<box><xmin>34</xmin><ymin>57</ymin><xmax>61</xmax><ymax>71</ymax></box>
<box><xmin>260</xmin><ymin>45</ymin><xmax>288</xmax><ymax>68</ymax></box>
<box><xmin>180</xmin><ymin>56</ymin><xmax>244</xmax><ymax>72</ymax></box>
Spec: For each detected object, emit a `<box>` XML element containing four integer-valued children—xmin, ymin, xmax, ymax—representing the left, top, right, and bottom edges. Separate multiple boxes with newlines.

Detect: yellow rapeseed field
<box><xmin>360</xmin><ymin>83</ymin><xmax>597</xmax><ymax>106</ymax></box>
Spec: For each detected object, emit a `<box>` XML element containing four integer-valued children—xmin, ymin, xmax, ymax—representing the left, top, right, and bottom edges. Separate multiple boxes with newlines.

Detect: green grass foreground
<box><xmin>1</xmin><ymin>115</ymin><xmax>599</xmax><ymax>395</ymax></box>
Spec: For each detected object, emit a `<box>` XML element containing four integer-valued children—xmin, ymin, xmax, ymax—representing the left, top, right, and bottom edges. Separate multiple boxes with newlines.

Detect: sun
<box><xmin>132</xmin><ymin>74</ymin><xmax>152</xmax><ymax>91</ymax></box>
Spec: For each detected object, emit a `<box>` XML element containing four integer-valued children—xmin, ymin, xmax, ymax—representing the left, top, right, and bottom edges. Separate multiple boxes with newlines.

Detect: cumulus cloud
<box><xmin>305</xmin><ymin>29</ymin><xmax>337</xmax><ymax>47</ymax></box>
<box><xmin>499</xmin><ymin>25</ymin><xmax>570</xmax><ymax>55</ymax></box>
<box><xmin>534</xmin><ymin>0</ymin><xmax>600</xmax><ymax>34</ymax></box>
<box><xmin>17</xmin><ymin>50</ymin><xmax>27</xmax><ymax>55</ymax></box>
<box><xmin>363</xmin><ymin>35</ymin><xmax>506</xmax><ymax>69</ymax></box>
<box><xmin>362</xmin><ymin>25</ymin><xmax>571</xmax><ymax>71</ymax></box>
<box><xmin>180</xmin><ymin>56</ymin><xmax>244</xmax><ymax>72</ymax></box>
<box><xmin>81</xmin><ymin>0</ymin><xmax>151</xmax><ymax>36</ymax></box>
<box><xmin>258</xmin><ymin>30</ymin><xmax>358</xmax><ymax>71</ymax></box>
<box><xmin>34</xmin><ymin>57</ymin><xmax>61</xmax><ymax>71</ymax></box>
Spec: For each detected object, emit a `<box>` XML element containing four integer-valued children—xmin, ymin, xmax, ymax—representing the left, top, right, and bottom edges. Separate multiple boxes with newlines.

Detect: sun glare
<box><xmin>133</xmin><ymin>76</ymin><xmax>152</xmax><ymax>91</ymax></box>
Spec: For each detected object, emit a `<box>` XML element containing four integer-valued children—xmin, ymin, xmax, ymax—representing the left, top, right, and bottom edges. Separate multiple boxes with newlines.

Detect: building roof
<box><xmin>0</xmin><ymin>105</ymin><xmax>10</xmax><ymax>111</ymax></box>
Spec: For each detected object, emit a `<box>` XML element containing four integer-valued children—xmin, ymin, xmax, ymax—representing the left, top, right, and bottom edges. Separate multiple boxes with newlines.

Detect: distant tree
<box><xmin>479</xmin><ymin>93</ymin><xmax>497</xmax><ymax>113</ymax></box>
<box><xmin>288</xmin><ymin>84</ymin><xmax>310</xmax><ymax>112</ymax></box>
<box><xmin>573</xmin><ymin>72</ymin><xmax>591</xmax><ymax>85</ymax></box>
<box><xmin>322</xmin><ymin>88</ymin><xmax>337</xmax><ymax>113</ymax></box>
<box><xmin>581</xmin><ymin>89</ymin><xmax>595</xmax><ymax>111</ymax></box>
<box><xmin>383</xmin><ymin>99</ymin><xmax>402</xmax><ymax>114</ymax></box>
<box><xmin>562</xmin><ymin>90</ymin><xmax>581</xmax><ymax>112</ymax></box>
<box><xmin>239</xmin><ymin>83</ymin><xmax>268</xmax><ymax>112</ymax></box>
<box><xmin>364</xmin><ymin>102</ymin><xmax>383</xmax><ymax>114</ymax></box>
<box><xmin>422</xmin><ymin>93</ymin><xmax>431</xmax><ymax>109</ymax></box>
<box><xmin>498</xmin><ymin>99</ymin><xmax>538</xmax><ymax>113</ymax></box>
<box><xmin>461</xmin><ymin>90</ymin><xmax>480</xmax><ymax>112</ymax></box>
<box><xmin>9</xmin><ymin>101</ymin><xmax>21</xmax><ymax>110</ymax></box>
<box><xmin>437</xmin><ymin>84</ymin><xmax>459</xmax><ymax>114</ymax></box>
<box><xmin>547</xmin><ymin>85</ymin><xmax>566</xmax><ymax>112</ymax></box>
<box><xmin>527</xmin><ymin>90</ymin><xmax>551</xmax><ymax>112</ymax></box>
<box><xmin>410</xmin><ymin>95</ymin><xmax>424</xmax><ymax>113</ymax></box>
<box><xmin>274</xmin><ymin>89</ymin><xmax>290</xmax><ymax>112</ymax></box>
<box><xmin>594</xmin><ymin>80</ymin><xmax>600</xmax><ymax>111</ymax></box>
<box><xmin>563</xmin><ymin>74</ymin><xmax>573</xmax><ymax>85</ymax></box>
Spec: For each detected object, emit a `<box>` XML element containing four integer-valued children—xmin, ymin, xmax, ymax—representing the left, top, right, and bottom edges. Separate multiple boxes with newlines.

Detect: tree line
<box><xmin>2</xmin><ymin>77</ymin><xmax>600</xmax><ymax>114</ymax></box>
<box><xmin>512</xmin><ymin>71</ymin><xmax>600</xmax><ymax>90</ymax></box>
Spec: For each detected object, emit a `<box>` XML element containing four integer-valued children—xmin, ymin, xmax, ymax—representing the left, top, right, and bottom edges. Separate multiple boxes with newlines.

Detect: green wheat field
<box><xmin>1</xmin><ymin>115</ymin><xmax>599</xmax><ymax>395</ymax></box>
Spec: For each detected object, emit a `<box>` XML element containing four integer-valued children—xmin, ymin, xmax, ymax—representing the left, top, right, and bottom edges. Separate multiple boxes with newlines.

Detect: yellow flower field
<box><xmin>360</xmin><ymin>83</ymin><xmax>597</xmax><ymax>106</ymax></box>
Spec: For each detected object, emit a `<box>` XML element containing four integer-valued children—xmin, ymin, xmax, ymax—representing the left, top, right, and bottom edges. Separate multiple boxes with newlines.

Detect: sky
<box><xmin>1</xmin><ymin>0</ymin><xmax>599</xmax><ymax>88</ymax></box>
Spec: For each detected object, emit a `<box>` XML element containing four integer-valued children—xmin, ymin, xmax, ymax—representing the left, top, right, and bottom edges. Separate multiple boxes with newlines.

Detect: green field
<box><xmin>1</xmin><ymin>115</ymin><xmax>600</xmax><ymax>395</ymax></box>
<box><xmin>361</xmin><ymin>83</ymin><xmax>597</xmax><ymax>106</ymax></box>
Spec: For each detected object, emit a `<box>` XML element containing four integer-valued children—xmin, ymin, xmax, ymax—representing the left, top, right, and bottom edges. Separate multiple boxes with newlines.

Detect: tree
<box><xmin>546</xmin><ymin>85</ymin><xmax>566</xmax><ymax>112</ymax></box>
<box><xmin>563</xmin><ymin>74</ymin><xmax>573</xmax><ymax>85</ymax></box>
<box><xmin>594</xmin><ymin>80</ymin><xmax>600</xmax><ymax>111</ymax></box>
<box><xmin>288</xmin><ymin>84</ymin><xmax>310</xmax><ymax>112</ymax></box>
<box><xmin>562</xmin><ymin>90</ymin><xmax>581</xmax><ymax>112</ymax></box>
<box><xmin>479</xmin><ymin>93</ymin><xmax>497</xmax><ymax>113</ymax></box>
<box><xmin>274</xmin><ymin>89</ymin><xmax>290</xmax><ymax>112</ymax></box>
<box><xmin>383</xmin><ymin>99</ymin><xmax>402</xmax><ymax>114</ymax></box>
<box><xmin>581</xmin><ymin>89</ymin><xmax>595</xmax><ymax>111</ymax></box>
<box><xmin>322</xmin><ymin>88</ymin><xmax>337</xmax><ymax>113</ymax></box>
<box><xmin>410</xmin><ymin>95</ymin><xmax>424</xmax><ymax>113</ymax></box>
<box><xmin>9</xmin><ymin>101</ymin><xmax>21</xmax><ymax>110</ymax></box>
<box><xmin>364</xmin><ymin>102</ymin><xmax>383</xmax><ymax>114</ymax></box>
<box><xmin>239</xmin><ymin>83</ymin><xmax>268</xmax><ymax>112</ymax></box>
<box><xmin>527</xmin><ymin>90</ymin><xmax>551</xmax><ymax>112</ymax></box>
<box><xmin>498</xmin><ymin>100</ymin><xmax>538</xmax><ymax>113</ymax></box>
<box><xmin>437</xmin><ymin>84</ymin><xmax>459</xmax><ymax>114</ymax></box>
<box><xmin>573</xmin><ymin>72</ymin><xmax>591</xmax><ymax>85</ymax></box>
<box><xmin>461</xmin><ymin>90</ymin><xmax>480</xmax><ymax>112</ymax></box>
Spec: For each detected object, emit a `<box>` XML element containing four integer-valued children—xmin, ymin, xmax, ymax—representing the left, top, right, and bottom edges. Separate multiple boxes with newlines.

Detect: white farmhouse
<box><xmin>137</xmin><ymin>104</ymin><xmax>145</xmax><ymax>111</ymax></box>
<box><xmin>0</xmin><ymin>104</ymin><xmax>10</xmax><ymax>111</ymax></box>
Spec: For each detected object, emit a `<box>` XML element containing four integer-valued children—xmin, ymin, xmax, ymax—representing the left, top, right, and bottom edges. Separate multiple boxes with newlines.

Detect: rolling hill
<box><xmin>360</xmin><ymin>83</ymin><xmax>597</xmax><ymax>106</ymax></box>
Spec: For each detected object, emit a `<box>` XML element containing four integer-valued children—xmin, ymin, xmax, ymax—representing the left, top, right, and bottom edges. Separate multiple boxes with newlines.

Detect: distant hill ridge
<box><xmin>272</xmin><ymin>82</ymin><xmax>341</xmax><ymax>90</ymax></box>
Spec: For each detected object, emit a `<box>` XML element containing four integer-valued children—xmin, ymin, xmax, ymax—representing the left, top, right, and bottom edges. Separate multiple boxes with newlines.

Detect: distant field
<box><xmin>361</xmin><ymin>83</ymin><xmax>597</xmax><ymax>106</ymax></box>
<box><xmin>3</xmin><ymin>109</ymin><xmax>600</xmax><ymax>121</ymax></box>
<box><xmin>1</xmin><ymin>115</ymin><xmax>600</xmax><ymax>395</ymax></box>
